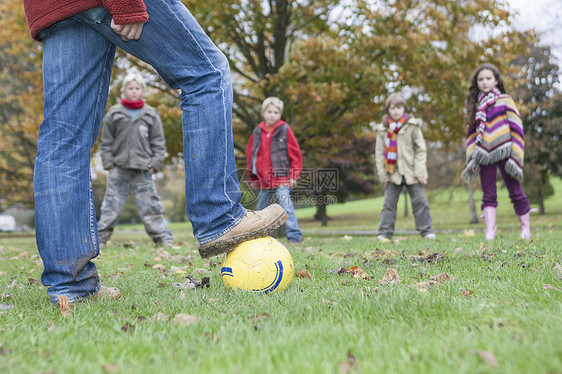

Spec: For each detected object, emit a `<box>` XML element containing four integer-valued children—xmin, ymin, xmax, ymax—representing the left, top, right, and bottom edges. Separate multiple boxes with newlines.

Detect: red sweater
<box><xmin>245</xmin><ymin>120</ymin><xmax>302</xmax><ymax>189</ymax></box>
<box><xmin>23</xmin><ymin>0</ymin><xmax>149</xmax><ymax>41</ymax></box>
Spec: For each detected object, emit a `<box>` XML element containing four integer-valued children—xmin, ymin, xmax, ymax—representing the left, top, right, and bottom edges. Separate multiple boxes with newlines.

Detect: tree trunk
<box><xmin>467</xmin><ymin>182</ymin><xmax>478</xmax><ymax>224</ymax></box>
<box><xmin>403</xmin><ymin>189</ymin><xmax>408</xmax><ymax>217</ymax></box>
<box><xmin>315</xmin><ymin>198</ymin><xmax>328</xmax><ymax>226</ymax></box>
<box><xmin>538</xmin><ymin>181</ymin><xmax>545</xmax><ymax>215</ymax></box>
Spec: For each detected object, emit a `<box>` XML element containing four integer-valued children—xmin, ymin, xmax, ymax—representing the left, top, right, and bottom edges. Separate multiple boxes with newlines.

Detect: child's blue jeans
<box><xmin>256</xmin><ymin>186</ymin><xmax>303</xmax><ymax>242</ymax></box>
<box><xmin>34</xmin><ymin>0</ymin><xmax>245</xmax><ymax>302</ymax></box>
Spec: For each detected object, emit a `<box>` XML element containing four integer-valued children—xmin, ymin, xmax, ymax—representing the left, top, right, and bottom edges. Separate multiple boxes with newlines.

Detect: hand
<box><xmin>289</xmin><ymin>178</ymin><xmax>298</xmax><ymax>189</ymax></box>
<box><xmin>383</xmin><ymin>182</ymin><xmax>388</xmax><ymax>190</ymax></box>
<box><xmin>417</xmin><ymin>177</ymin><xmax>427</xmax><ymax>185</ymax></box>
<box><xmin>111</xmin><ymin>19</ymin><xmax>145</xmax><ymax>41</ymax></box>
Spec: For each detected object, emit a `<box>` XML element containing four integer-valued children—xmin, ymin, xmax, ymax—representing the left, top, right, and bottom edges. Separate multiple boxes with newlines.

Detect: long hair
<box><xmin>464</xmin><ymin>63</ymin><xmax>506</xmax><ymax>129</ymax></box>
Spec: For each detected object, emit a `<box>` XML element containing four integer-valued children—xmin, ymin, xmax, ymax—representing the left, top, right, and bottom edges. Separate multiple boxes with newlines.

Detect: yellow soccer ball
<box><xmin>220</xmin><ymin>236</ymin><xmax>294</xmax><ymax>293</ymax></box>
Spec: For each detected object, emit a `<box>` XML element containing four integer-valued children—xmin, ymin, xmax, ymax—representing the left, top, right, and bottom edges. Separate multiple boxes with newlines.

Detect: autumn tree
<box><xmin>0</xmin><ymin>0</ymin><xmax>42</xmax><ymax>209</ymax></box>
<box><xmin>511</xmin><ymin>41</ymin><xmax>561</xmax><ymax>214</ymax></box>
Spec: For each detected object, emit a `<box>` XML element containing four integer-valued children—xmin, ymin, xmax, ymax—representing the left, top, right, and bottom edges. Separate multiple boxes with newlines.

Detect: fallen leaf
<box><xmin>179</xmin><ymin>291</ymin><xmax>186</xmax><ymax>300</ymax></box>
<box><xmin>458</xmin><ymin>289</ymin><xmax>473</xmax><ymax>297</ymax></box>
<box><xmin>379</xmin><ymin>268</ymin><xmax>402</xmax><ymax>284</ymax></box>
<box><xmin>342</xmin><ymin>235</ymin><xmax>353</xmax><ymax>241</ymax></box>
<box><xmin>121</xmin><ymin>323</ymin><xmax>135</xmax><ymax>332</ymax></box>
<box><xmin>418</xmin><ymin>250</ymin><xmax>426</xmax><ymax>256</ymax></box>
<box><xmin>154</xmin><ymin>256</ymin><xmax>162</xmax><ymax>262</ymax></box>
<box><xmin>463</xmin><ymin>229</ymin><xmax>475</xmax><ymax>237</ymax></box>
<box><xmin>173</xmin><ymin>314</ymin><xmax>200</xmax><ymax>326</ymax></box>
<box><xmin>56</xmin><ymin>296</ymin><xmax>72</xmax><ymax>317</ymax></box>
<box><xmin>430</xmin><ymin>272</ymin><xmax>456</xmax><ymax>284</ymax></box>
<box><xmin>339</xmin><ymin>350</ymin><xmax>357</xmax><ymax>373</ymax></box>
<box><xmin>414</xmin><ymin>280</ymin><xmax>439</xmax><ymax>291</ymax></box>
<box><xmin>152</xmin><ymin>264</ymin><xmax>166</xmax><ymax>271</ymax></box>
<box><xmin>554</xmin><ymin>262</ymin><xmax>562</xmax><ymax>272</ymax></box>
<box><xmin>150</xmin><ymin>312</ymin><xmax>170</xmax><ymax>322</ymax></box>
<box><xmin>346</xmin><ymin>266</ymin><xmax>370</xmax><ymax>279</ymax></box>
<box><xmin>543</xmin><ymin>284</ymin><xmax>562</xmax><ymax>292</ymax></box>
<box><xmin>475</xmin><ymin>350</ymin><xmax>497</xmax><ymax>367</ymax></box>
<box><xmin>101</xmin><ymin>364</ymin><xmax>120</xmax><ymax>372</ymax></box>
<box><xmin>453</xmin><ymin>248</ymin><xmax>463</xmax><ymax>254</ymax></box>
<box><xmin>296</xmin><ymin>269</ymin><xmax>311</xmax><ymax>278</ymax></box>
<box><xmin>0</xmin><ymin>271</ymin><xmax>6</xmax><ymax>277</ymax></box>
<box><xmin>0</xmin><ymin>304</ymin><xmax>14</xmax><ymax>311</ymax></box>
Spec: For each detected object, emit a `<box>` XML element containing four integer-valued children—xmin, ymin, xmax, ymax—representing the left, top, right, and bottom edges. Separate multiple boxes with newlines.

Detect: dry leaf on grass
<box><xmin>458</xmin><ymin>289</ymin><xmax>473</xmax><ymax>297</ymax></box>
<box><xmin>341</xmin><ymin>235</ymin><xmax>353</xmax><ymax>241</ymax></box>
<box><xmin>56</xmin><ymin>296</ymin><xmax>72</xmax><ymax>317</ymax></box>
<box><xmin>152</xmin><ymin>264</ymin><xmax>166</xmax><ymax>271</ymax></box>
<box><xmin>121</xmin><ymin>323</ymin><xmax>135</xmax><ymax>333</ymax></box>
<box><xmin>150</xmin><ymin>312</ymin><xmax>170</xmax><ymax>322</ymax></box>
<box><xmin>296</xmin><ymin>269</ymin><xmax>311</xmax><ymax>278</ymax></box>
<box><xmin>173</xmin><ymin>314</ymin><xmax>200</xmax><ymax>326</ymax></box>
<box><xmin>543</xmin><ymin>284</ymin><xmax>562</xmax><ymax>292</ymax></box>
<box><xmin>413</xmin><ymin>280</ymin><xmax>439</xmax><ymax>292</ymax></box>
<box><xmin>554</xmin><ymin>262</ymin><xmax>562</xmax><ymax>272</ymax></box>
<box><xmin>339</xmin><ymin>350</ymin><xmax>357</xmax><ymax>373</ymax></box>
<box><xmin>474</xmin><ymin>350</ymin><xmax>498</xmax><ymax>367</ymax></box>
<box><xmin>346</xmin><ymin>266</ymin><xmax>370</xmax><ymax>279</ymax></box>
<box><xmin>379</xmin><ymin>268</ymin><xmax>402</xmax><ymax>284</ymax></box>
<box><xmin>463</xmin><ymin>229</ymin><xmax>475</xmax><ymax>237</ymax></box>
<box><xmin>430</xmin><ymin>272</ymin><xmax>456</xmax><ymax>284</ymax></box>
<box><xmin>101</xmin><ymin>364</ymin><xmax>121</xmax><ymax>372</ymax></box>
<box><xmin>453</xmin><ymin>247</ymin><xmax>463</xmax><ymax>254</ymax></box>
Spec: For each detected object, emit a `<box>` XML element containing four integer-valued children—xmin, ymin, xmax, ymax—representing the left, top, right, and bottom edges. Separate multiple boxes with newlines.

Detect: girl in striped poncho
<box><xmin>462</xmin><ymin>63</ymin><xmax>531</xmax><ymax>240</ymax></box>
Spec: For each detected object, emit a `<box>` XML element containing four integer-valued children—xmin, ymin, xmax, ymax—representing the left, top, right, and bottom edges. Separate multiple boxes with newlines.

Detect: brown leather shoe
<box><xmin>198</xmin><ymin>204</ymin><xmax>288</xmax><ymax>258</ymax></box>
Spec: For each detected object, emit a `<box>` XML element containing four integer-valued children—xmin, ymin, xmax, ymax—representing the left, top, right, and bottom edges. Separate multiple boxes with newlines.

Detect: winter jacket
<box><xmin>245</xmin><ymin>120</ymin><xmax>302</xmax><ymax>189</ymax></box>
<box><xmin>374</xmin><ymin>116</ymin><xmax>428</xmax><ymax>185</ymax></box>
<box><xmin>23</xmin><ymin>0</ymin><xmax>148</xmax><ymax>41</ymax></box>
<box><xmin>100</xmin><ymin>103</ymin><xmax>166</xmax><ymax>171</ymax></box>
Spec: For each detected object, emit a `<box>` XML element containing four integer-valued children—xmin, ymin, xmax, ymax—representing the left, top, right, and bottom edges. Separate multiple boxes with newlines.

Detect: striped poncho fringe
<box><xmin>462</xmin><ymin>94</ymin><xmax>525</xmax><ymax>183</ymax></box>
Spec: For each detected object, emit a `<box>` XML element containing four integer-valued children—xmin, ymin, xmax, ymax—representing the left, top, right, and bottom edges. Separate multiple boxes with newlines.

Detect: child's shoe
<box><xmin>198</xmin><ymin>204</ymin><xmax>288</xmax><ymax>258</ymax></box>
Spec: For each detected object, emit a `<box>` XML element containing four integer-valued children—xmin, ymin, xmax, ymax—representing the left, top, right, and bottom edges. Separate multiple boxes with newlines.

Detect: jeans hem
<box><xmin>197</xmin><ymin>208</ymin><xmax>247</xmax><ymax>245</ymax></box>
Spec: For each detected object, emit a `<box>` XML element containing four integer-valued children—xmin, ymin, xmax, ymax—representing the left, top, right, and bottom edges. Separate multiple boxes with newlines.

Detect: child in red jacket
<box><xmin>246</xmin><ymin>97</ymin><xmax>303</xmax><ymax>243</ymax></box>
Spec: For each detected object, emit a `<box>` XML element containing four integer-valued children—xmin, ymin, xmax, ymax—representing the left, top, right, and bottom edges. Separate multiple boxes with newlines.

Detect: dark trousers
<box><xmin>479</xmin><ymin>159</ymin><xmax>530</xmax><ymax>216</ymax></box>
<box><xmin>378</xmin><ymin>181</ymin><xmax>433</xmax><ymax>238</ymax></box>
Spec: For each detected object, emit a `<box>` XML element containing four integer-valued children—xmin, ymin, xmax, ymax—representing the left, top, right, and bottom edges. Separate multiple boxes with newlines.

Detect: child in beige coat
<box><xmin>374</xmin><ymin>93</ymin><xmax>435</xmax><ymax>240</ymax></box>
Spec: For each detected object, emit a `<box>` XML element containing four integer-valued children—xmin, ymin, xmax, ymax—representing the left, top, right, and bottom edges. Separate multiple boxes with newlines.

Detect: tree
<box><xmin>511</xmin><ymin>41</ymin><xmax>561</xmax><ymax>214</ymax></box>
<box><xmin>0</xmin><ymin>0</ymin><xmax>43</xmax><ymax>208</ymax></box>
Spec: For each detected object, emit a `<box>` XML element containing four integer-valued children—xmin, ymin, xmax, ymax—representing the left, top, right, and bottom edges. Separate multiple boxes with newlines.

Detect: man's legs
<box><xmin>131</xmin><ymin>170</ymin><xmax>174</xmax><ymax>245</ymax></box>
<box><xmin>97</xmin><ymin>167</ymin><xmax>134</xmax><ymax>245</ymax></box>
<box><xmin>378</xmin><ymin>183</ymin><xmax>403</xmax><ymax>239</ymax></box>
<box><xmin>35</xmin><ymin>19</ymin><xmax>116</xmax><ymax>302</ymax></box>
<box><xmin>80</xmin><ymin>2</ymin><xmax>288</xmax><ymax>251</ymax></box>
<box><xmin>275</xmin><ymin>186</ymin><xmax>303</xmax><ymax>242</ymax></box>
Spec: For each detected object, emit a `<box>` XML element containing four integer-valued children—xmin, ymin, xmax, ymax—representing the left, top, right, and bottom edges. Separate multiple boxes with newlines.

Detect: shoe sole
<box><xmin>198</xmin><ymin>210</ymin><xmax>288</xmax><ymax>258</ymax></box>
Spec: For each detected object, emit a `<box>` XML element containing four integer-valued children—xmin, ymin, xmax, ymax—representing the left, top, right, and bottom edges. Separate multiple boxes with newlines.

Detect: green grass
<box><xmin>1</xmin><ymin>181</ymin><xmax>561</xmax><ymax>373</ymax></box>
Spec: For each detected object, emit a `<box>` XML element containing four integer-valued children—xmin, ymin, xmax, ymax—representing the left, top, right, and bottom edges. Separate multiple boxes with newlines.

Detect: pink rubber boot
<box><xmin>483</xmin><ymin>207</ymin><xmax>497</xmax><ymax>241</ymax></box>
<box><xmin>518</xmin><ymin>212</ymin><xmax>531</xmax><ymax>239</ymax></box>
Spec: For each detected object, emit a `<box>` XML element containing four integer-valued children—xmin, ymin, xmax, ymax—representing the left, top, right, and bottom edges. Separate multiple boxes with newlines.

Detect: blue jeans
<box><xmin>35</xmin><ymin>1</ymin><xmax>245</xmax><ymax>302</ymax></box>
<box><xmin>256</xmin><ymin>186</ymin><xmax>302</xmax><ymax>242</ymax></box>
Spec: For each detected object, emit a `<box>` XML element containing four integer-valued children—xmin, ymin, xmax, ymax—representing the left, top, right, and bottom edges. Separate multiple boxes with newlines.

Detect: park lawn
<box><xmin>1</xmin><ymin>180</ymin><xmax>561</xmax><ymax>373</ymax></box>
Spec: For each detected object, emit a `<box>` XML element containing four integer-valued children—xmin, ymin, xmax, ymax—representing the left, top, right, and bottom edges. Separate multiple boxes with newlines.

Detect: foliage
<box><xmin>0</xmin><ymin>0</ymin><xmax>42</xmax><ymax>208</ymax></box>
<box><xmin>511</xmin><ymin>41</ymin><xmax>561</xmax><ymax>213</ymax></box>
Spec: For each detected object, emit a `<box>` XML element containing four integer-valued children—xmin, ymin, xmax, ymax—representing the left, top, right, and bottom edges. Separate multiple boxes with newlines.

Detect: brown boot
<box><xmin>198</xmin><ymin>204</ymin><xmax>288</xmax><ymax>258</ymax></box>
